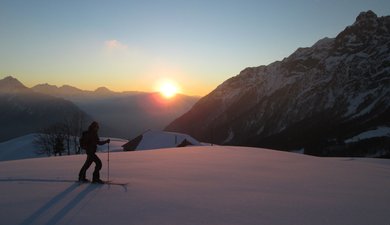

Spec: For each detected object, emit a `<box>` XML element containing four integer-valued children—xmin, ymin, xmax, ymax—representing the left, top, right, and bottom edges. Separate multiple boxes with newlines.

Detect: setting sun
<box><xmin>159</xmin><ymin>82</ymin><xmax>179</xmax><ymax>98</ymax></box>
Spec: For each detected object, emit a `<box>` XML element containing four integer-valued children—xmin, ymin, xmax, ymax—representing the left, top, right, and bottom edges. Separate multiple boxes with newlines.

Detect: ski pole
<box><xmin>107</xmin><ymin>142</ymin><xmax>110</xmax><ymax>182</ymax></box>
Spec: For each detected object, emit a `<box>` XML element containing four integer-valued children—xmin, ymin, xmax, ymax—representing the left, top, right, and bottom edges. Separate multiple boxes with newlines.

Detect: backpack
<box><xmin>79</xmin><ymin>131</ymin><xmax>89</xmax><ymax>150</ymax></box>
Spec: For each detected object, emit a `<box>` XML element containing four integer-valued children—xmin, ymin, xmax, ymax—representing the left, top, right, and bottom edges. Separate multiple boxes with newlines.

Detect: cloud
<box><xmin>104</xmin><ymin>39</ymin><xmax>128</xmax><ymax>51</ymax></box>
<box><xmin>102</xmin><ymin>39</ymin><xmax>144</xmax><ymax>63</ymax></box>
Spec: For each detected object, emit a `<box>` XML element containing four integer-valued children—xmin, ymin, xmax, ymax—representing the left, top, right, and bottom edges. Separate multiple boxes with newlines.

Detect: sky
<box><xmin>1</xmin><ymin>0</ymin><xmax>389</xmax><ymax>96</ymax></box>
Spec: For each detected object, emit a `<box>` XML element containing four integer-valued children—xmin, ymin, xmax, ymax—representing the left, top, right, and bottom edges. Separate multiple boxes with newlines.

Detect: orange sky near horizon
<box><xmin>14</xmin><ymin>72</ymin><xmax>220</xmax><ymax>97</ymax></box>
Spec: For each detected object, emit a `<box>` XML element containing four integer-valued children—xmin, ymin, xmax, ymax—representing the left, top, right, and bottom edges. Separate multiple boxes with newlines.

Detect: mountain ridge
<box><xmin>166</xmin><ymin>10</ymin><xmax>390</xmax><ymax>157</ymax></box>
<box><xmin>0</xmin><ymin>78</ymin><xmax>91</xmax><ymax>142</ymax></box>
<box><xmin>0</xmin><ymin>76</ymin><xmax>29</xmax><ymax>93</ymax></box>
<box><xmin>30</xmin><ymin>81</ymin><xmax>143</xmax><ymax>98</ymax></box>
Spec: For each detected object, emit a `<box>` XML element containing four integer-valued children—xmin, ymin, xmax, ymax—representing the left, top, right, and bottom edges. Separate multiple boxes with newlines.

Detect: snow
<box><xmin>345</xmin><ymin>126</ymin><xmax>390</xmax><ymax>143</ymax></box>
<box><xmin>131</xmin><ymin>130</ymin><xmax>202</xmax><ymax>151</ymax></box>
<box><xmin>0</xmin><ymin>134</ymin><xmax>42</xmax><ymax>161</ymax></box>
<box><xmin>325</xmin><ymin>55</ymin><xmax>347</xmax><ymax>71</ymax></box>
<box><xmin>351</xmin><ymin>97</ymin><xmax>379</xmax><ymax>118</ymax></box>
<box><xmin>0</xmin><ymin>133</ymin><xmax>128</xmax><ymax>162</ymax></box>
<box><xmin>97</xmin><ymin>137</ymin><xmax>128</xmax><ymax>152</ymax></box>
<box><xmin>312</xmin><ymin>37</ymin><xmax>334</xmax><ymax>49</ymax></box>
<box><xmin>222</xmin><ymin>128</ymin><xmax>234</xmax><ymax>143</ymax></box>
<box><xmin>344</xmin><ymin>89</ymin><xmax>378</xmax><ymax>117</ymax></box>
<box><xmin>1</xmin><ymin>146</ymin><xmax>389</xmax><ymax>225</ymax></box>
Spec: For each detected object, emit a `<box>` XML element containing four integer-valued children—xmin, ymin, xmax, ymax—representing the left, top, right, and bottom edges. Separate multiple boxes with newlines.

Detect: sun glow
<box><xmin>159</xmin><ymin>82</ymin><xmax>179</xmax><ymax>98</ymax></box>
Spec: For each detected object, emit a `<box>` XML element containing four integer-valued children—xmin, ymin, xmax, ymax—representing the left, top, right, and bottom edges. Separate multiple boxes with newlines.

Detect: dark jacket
<box><xmin>86</xmin><ymin>131</ymin><xmax>106</xmax><ymax>154</ymax></box>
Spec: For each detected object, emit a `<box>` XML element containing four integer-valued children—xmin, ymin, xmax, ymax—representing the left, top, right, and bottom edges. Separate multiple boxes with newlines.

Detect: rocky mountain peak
<box><xmin>0</xmin><ymin>76</ymin><xmax>29</xmax><ymax>92</ymax></box>
<box><xmin>334</xmin><ymin>10</ymin><xmax>389</xmax><ymax>52</ymax></box>
<box><xmin>355</xmin><ymin>10</ymin><xmax>378</xmax><ymax>24</ymax></box>
<box><xmin>351</xmin><ymin>10</ymin><xmax>380</xmax><ymax>33</ymax></box>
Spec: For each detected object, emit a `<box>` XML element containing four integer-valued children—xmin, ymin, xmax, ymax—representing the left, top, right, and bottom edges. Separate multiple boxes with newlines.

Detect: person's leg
<box><xmin>79</xmin><ymin>155</ymin><xmax>93</xmax><ymax>180</ymax></box>
<box><xmin>92</xmin><ymin>154</ymin><xmax>102</xmax><ymax>182</ymax></box>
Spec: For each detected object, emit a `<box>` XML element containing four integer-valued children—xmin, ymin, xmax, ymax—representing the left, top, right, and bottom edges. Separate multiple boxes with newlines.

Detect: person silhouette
<box><xmin>78</xmin><ymin>121</ymin><xmax>110</xmax><ymax>183</ymax></box>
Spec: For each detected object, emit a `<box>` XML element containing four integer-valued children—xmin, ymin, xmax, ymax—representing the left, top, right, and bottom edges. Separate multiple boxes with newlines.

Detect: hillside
<box><xmin>166</xmin><ymin>11</ymin><xmax>390</xmax><ymax>156</ymax></box>
<box><xmin>0</xmin><ymin>146</ymin><xmax>389</xmax><ymax>225</ymax></box>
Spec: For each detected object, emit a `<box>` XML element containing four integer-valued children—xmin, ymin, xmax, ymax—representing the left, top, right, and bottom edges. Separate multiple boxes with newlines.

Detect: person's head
<box><xmin>88</xmin><ymin>121</ymin><xmax>99</xmax><ymax>132</ymax></box>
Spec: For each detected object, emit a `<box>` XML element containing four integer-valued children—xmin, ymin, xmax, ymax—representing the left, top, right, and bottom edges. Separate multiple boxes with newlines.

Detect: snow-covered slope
<box><xmin>0</xmin><ymin>133</ymin><xmax>128</xmax><ymax>162</ymax></box>
<box><xmin>0</xmin><ymin>146</ymin><xmax>389</xmax><ymax>225</ymax></box>
<box><xmin>166</xmin><ymin>11</ymin><xmax>390</xmax><ymax>157</ymax></box>
<box><xmin>123</xmin><ymin>130</ymin><xmax>203</xmax><ymax>151</ymax></box>
<box><xmin>0</xmin><ymin>134</ymin><xmax>42</xmax><ymax>161</ymax></box>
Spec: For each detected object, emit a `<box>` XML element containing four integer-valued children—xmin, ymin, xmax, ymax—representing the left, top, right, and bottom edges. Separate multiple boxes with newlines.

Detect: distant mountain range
<box><xmin>0</xmin><ymin>76</ymin><xmax>199</xmax><ymax>141</ymax></box>
<box><xmin>31</xmin><ymin>83</ymin><xmax>142</xmax><ymax>99</ymax></box>
<box><xmin>166</xmin><ymin>11</ymin><xmax>390</xmax><ymax>157</ymax></box>
<box><xmin>0</xmin><ymin>76</ymin><xmax>91</xmax><ymax>142</ymax></box>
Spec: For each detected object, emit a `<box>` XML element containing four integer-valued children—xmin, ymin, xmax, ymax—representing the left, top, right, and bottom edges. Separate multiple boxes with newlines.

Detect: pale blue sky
<box><xmin>1</xmin><ymin>0</ymin><xmax>389</xmax><ymax>95</ymax></box>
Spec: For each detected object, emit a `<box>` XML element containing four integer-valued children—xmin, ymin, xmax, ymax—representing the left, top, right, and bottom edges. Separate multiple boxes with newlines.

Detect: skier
<box><xmin>78</xmin><ymin>121</ymin><xmax>110</xmax><ymax>184</ymax></box>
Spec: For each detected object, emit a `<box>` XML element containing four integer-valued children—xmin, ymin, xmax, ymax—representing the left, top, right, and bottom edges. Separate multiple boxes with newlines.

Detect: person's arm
<box><xmin>97</xmin><ymin>138</ymin><xmax>110</xmax><ymax>145</ymax></box>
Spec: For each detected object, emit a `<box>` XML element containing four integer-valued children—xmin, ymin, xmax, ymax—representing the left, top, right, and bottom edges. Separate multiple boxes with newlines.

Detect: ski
<box><xmin>103</xmin><ymin>181</ymin><xmax>128</xmax><ymax>186</ymax></box>
<box><xmin>77</xmin><ymin>180</ymin><xmax>128</xmax><ymax>186</ymax></box>
<box><xmin>0</xmin><ymin>178</ymin><xmax>128</xmax><ymax>187</ymax></box>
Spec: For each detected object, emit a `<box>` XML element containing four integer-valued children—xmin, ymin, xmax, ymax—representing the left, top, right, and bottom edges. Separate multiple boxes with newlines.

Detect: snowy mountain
<box><xmin>166</xmin><ymin>11</ymin><xmax>390</xmax><ymax>157</ymax></box>
<box><xmin>0</xmin><ymin>146</ymin><xmax>389</xmax><ymax>225</ymax></box>
<box><xmin>0</xmin><ymin>77</ymin><xmax>91</xmax><ymax>142</ymax></box>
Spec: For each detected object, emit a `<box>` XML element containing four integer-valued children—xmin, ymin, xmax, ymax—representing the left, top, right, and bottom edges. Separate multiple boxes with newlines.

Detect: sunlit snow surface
<box><xmin>0</xmin><ymin>146</ymin><xmax>389</xmax><ymax>225</ymax></box>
